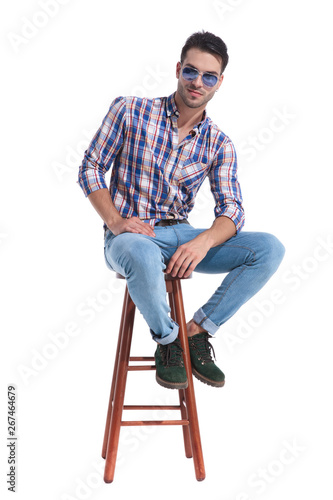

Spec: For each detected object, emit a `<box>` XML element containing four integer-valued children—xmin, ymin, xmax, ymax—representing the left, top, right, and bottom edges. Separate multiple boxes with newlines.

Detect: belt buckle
<box><xmin>166</xmin><ymin>214</ymin><xmax>175</xmax><ymax>225</ymax></box>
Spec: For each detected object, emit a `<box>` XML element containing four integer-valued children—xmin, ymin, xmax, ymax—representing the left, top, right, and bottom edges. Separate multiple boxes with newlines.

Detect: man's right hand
<box><xmin>87</xmin><ymin>189</ymin><xmax>156</xmax><ymax>238</ymax></box>
<box><xmin>109</xmin><ymin>216</ymin><xmax>156</xmax><ymax>237</ymax></box>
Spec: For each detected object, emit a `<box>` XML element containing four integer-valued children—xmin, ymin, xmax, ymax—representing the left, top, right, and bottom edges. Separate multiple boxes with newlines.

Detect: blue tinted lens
<box><xmin>182</xmin><ymin>67</ymin><xmax>218</xmax><ymax>87</ymax></box>
<box><xmin>202</xmin><ymin>74</ymin><xmax>218</xmax><ymax>87</ymax></box>
<box><xmin>182</xmin><ymin>67</ymin><xmax>198</xmax><ymax>81</ymax></box>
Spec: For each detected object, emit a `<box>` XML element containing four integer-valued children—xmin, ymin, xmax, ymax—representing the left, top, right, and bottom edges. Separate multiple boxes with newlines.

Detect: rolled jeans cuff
<box><xmin>151</xmin><ymin>320</ymin><xmax>179</xmax><ymax>345</ymax></box>
<box><xmin>193</xmin><ymin>308</ymin><xmax>219</xmax><ymax>336</ymax></box>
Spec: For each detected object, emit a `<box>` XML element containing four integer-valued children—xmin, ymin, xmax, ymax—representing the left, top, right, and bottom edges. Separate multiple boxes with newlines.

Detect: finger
<box><xmin>183</xmin><ymin>260</ymin><xmax>197</xmax><ymax>278</ymax></box>
<box><xmin>170</xmin><ymin>255</ymin><xmax>188</xmax><ymax>277</ymax></box>
<box><xmin>127</xmin><ymin>219</ymin><xmax>155</xmax><ymax>236</ymax></box>
<box><xmin>176</xmin><ymin>256</ymin><xmax>193</xmax><ymax>278</ymax></box>
<box><xmin>166</xmin><ymin>249</ymin><xmax>182</xmax><ymax>274</ymax></box>
<box><xmin>134</xmin><ymin>219</ymin><xmax>156</xmax><ymax>236</ymax></box>
<box><xmin>137</xmin><ymin>224</ymin><xmax>156</xmax><ymax>236</ymax></box>
<box><xmin>128</xmin><ymin>226</ymin><xmax>155</xmax><ymax>237</ymax></box>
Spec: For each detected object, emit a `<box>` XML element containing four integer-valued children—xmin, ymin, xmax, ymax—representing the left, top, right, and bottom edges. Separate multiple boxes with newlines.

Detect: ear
<box><xmin>216</xmin><ymin>74</ymin><xmax>224</xmax><ymax>90</ymax></box>
<box><xmin>176</xmin><ymin>61</ymin><xmax>181</xmax><ymax>79</ymax></box>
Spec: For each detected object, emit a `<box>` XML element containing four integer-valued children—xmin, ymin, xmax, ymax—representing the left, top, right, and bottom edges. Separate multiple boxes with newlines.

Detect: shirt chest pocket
<box><xmin>178</xmin><ymin>158</ymin><xmax>209</xmax><ymax>187</ymax></box>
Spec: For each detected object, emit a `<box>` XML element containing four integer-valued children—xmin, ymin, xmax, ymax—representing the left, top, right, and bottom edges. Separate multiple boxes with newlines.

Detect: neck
<box><xmin>174</xmin><ymin>91</ymin><xmax>206</xmax><ymax>129</ymax></box>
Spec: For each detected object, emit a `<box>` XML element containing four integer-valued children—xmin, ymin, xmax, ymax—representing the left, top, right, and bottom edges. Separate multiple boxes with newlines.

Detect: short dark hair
<box><xmin>180</xmin><ymin>31</ymin><xmax>229</xmax><ymax>74</ymax></box>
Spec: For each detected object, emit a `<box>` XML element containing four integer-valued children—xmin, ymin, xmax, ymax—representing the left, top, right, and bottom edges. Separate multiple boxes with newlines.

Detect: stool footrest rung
<box><xmin>121</xmin><ymin>419</ymin><xmax>189</xmax><ymax>426</ymax></box>
<box><xmin>129</xmin><ymin>357</ymin><xmax>154</xmax><ymax>361</ymax></box>
<box><xmin>127</xmin><ymin>365</ymin><xmax>156</xmax><ymax>371</ymax></box>
<box><xmin>123</xmin><ymin>405</ymin><xmax>181</xmax><ymax>411</ymax></box>
<box><xmin>128</xmin><ymin>356</ymin><xmax>156</xmax><ymax>371</ymax></box>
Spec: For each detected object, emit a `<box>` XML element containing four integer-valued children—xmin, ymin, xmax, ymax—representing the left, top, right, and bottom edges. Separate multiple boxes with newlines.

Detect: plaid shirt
<box><xmin>78</xmin><ymin>92</ymin><xmax>245</xmax><ymax>232</ymax></box>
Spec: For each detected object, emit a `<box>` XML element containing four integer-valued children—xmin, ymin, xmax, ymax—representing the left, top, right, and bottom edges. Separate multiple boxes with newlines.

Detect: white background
<box><xmin>1</xmin><ymin>0</ymin><xmax>332</xmax><ymax>499</ymax></box>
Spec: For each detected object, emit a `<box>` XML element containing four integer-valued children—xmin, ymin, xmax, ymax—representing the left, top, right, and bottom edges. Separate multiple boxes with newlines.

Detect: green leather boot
<box><xmin>188</xmin><ymin>332</ymin><xmax>225</xmax><ymax>387</ymax></box>
<box><xmin>155</xmin><ymin>338</ymin><xmax>188</xmax><ymax>389</ymax></box>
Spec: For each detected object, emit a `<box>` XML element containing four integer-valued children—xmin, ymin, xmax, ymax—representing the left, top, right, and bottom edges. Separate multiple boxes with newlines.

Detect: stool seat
<box><xmin>115</xmin><ymin>272</ymin><xmax>192</xmax><ymax>280</ymax></box>
<box><xmin>102</xmin><ymin>273</ymin><xmax>205</xmax><ymax>482</ymax></box>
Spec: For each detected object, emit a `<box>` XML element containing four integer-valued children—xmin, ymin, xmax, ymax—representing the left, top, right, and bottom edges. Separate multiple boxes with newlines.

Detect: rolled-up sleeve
<box><xmin>208</xmin><ymin>138</ymin><xmax>245</xmax><ymax>233</ymax></box>
<box><xmin>78</xmin><ymin>96</ymin><xmax>126</xmax><ymax>197</ymax></box>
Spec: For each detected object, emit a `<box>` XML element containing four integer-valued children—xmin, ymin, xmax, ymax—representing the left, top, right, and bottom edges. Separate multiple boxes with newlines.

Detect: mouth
<box><xmin>187</xmin><ymin>88</ymin><xmax>203</xmax><ymax>98</ymax></box>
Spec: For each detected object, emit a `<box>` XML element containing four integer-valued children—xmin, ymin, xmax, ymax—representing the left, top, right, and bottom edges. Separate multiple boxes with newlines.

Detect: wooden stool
<box><xmin>101</xmin><ymin>273</ymin><xmax>206</xmax><ymax>482</ymax></box>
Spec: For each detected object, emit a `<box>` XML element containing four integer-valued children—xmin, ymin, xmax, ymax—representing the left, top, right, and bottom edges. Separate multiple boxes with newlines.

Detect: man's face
<box><xmin>176</xmin><ymin>48</ymin><xmax>224</xmax><ymax>110</ymax></box>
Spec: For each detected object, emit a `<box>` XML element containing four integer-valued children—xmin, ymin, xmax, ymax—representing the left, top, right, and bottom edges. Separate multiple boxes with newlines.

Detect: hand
<box><xmin>87</xmin><ymin>189</ymin><xmax>156</xmax><ymax>238</ymax></box>
<box><xmin>165</xmin><ymin>235</ymin><xmax>211</xmax><ymax>278</ymax></box>
<box><xmin>109</xmin><ymin>216</ymin><xmax>156</xmax><ymax>237</ymax></box>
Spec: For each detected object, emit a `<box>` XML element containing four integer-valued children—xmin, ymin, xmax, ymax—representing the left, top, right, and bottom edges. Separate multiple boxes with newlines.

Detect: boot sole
<box><xmin>192</xmin><ymin>368</ymin><xmax>225</xmax><ymax>388</ymax></box>
<box><xmin>156</xmin><ymin>374</ymin><xmax>188</xmax><ymax>390</ymax></box>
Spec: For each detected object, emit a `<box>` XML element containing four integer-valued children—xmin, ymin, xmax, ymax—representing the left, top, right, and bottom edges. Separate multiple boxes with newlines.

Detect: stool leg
<box><xmin>104</xmin><ymin>286</ymin><xmax>136</xmax><ymax>483</ymax></box>
<box><xmin>102</xmin><ymin>286</ymin><xmax>128</xmax><ymax>459</ymax></box>
<box><xmin>179</xmin><ymin>389</ymin><xmax>193</xmax><ymax>458</ymax></box>
<box><xmin>172</xmin><ymin>279</ymin><xmax>206</xmax><ymax>481</ymax></box>
<box><xmin>168</xmin><ymin>289</ymin><xmax>193</xmax><ymax>459</ymax></box>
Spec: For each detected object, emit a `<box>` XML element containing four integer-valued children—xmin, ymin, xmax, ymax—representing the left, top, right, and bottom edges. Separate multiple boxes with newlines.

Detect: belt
<box><xmin>155</xmin><ymin>219</ymin><xmax>189</xmax><ymax>227</ymax></box>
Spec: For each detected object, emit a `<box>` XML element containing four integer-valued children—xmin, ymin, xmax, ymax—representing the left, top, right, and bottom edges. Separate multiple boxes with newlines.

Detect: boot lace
<box><xmin>160</xmin><ymin>339</ymin><xmax>184</xmax><ymax>367</ymax></box>
<box><xmin>191</xmin><ymin>333</ymin><xmax>216</xmax><ymax>364</ymax></box>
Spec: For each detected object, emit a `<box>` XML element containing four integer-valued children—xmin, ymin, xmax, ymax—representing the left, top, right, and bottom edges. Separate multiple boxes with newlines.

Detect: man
<box><xmin>78</xmin><ymin>31</ymin><xmax>285</xmax><ymax>390</ymax></box>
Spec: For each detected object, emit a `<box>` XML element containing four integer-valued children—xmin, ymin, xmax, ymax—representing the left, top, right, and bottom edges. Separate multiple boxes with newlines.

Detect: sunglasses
<box><xmin>181</xmin><ymin>66</ymin><xmax>219</xmax><ymax>88</ymax></box>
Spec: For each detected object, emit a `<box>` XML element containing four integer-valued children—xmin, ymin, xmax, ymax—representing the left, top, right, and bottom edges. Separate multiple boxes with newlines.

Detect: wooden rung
<box><xmin>123</xmin><ymin>405</ymin><xmax>181</xmax><ymax>411</ymax></box>
<box><xmin>128</xmin><ymin>365</ymin><xmax>156</xmax><ymax>371</ymax></box>
<box><xmin>121</xmin><ymin>420</ymin><xmax>189</xmax><ymax>426</ymax></box>
<box><xmin>129</xmin><ymin>357</ymin><xmax>155</xmax><ymax>361</ymax></box>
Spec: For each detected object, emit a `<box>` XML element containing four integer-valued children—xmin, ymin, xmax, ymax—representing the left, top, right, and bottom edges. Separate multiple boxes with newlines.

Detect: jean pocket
<box><xmin>103</xmin><ymin>228</ymin><xmax>117</xmax><ymax>271</ymax></box>
<box><xmin>104</xmin><ymin>228</ymin><xmax>115</xmax><ymax>247</ymax></box>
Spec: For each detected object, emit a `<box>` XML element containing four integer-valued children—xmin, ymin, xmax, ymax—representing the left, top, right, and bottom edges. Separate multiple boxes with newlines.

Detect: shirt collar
<box><xmin>166</xmin><ymin>92</ymin><xmax>207</xmax><ymax>128</ymax></box>
<box><xmin>166</xmin><ymin>92</ymin><xmax>180</xmax><ymax>117</ymax></box>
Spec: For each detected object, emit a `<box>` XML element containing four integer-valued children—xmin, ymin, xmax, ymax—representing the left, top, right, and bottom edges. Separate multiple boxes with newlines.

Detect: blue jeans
<box><xmin>104</xmin><ymin>223</ymin><xmax>285</xmax><ymax>345</ymax></box>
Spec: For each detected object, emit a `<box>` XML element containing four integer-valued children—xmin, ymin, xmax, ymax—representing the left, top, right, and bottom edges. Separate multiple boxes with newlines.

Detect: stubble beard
<box><xmin>177</xmin><ymin>81</ymin><xmax>214</xmax><ymax>109</ymax></box>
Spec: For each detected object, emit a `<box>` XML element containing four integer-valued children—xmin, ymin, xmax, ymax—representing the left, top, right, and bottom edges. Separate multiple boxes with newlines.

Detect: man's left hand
<box><xmin>166</xmin><ymin>217</ymin><xmax>236</xmax><ymax>278</ymax></box>
<box><xmin>165</xmin><ymin>235</ymin><xmax>211</xmax><ymax>278</ymax></box>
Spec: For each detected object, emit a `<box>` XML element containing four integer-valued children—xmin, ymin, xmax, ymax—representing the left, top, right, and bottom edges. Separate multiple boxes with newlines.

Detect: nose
<box><xmin>191</xmin><ymin>74</ymin><xmax>204</xmax><ymax>88</ymax></box>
